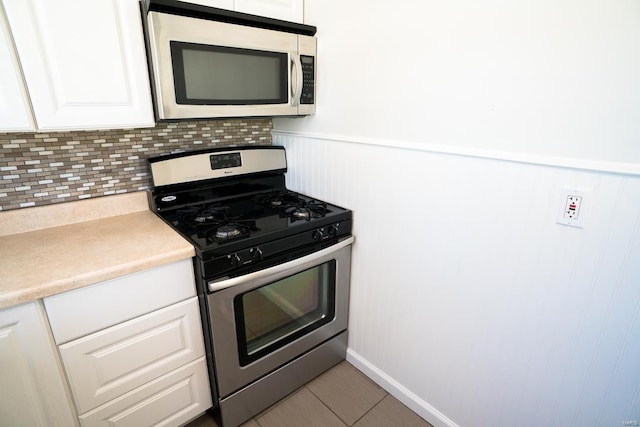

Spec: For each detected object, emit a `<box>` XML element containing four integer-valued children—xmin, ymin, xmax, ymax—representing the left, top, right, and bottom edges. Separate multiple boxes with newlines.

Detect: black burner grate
<box><xmin>173</xmin><ymin>205</ymin><xmax>259</xmax><ymax>242</ymax></box>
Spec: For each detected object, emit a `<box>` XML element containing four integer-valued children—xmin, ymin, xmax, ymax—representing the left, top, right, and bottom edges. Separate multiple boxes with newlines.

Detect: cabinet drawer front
<box><xmin>45</xmin><ymin>259</ymin><xmax>196</xmax><ymax>344</ymax></box>
<box><xmin>60</xmin><ymin>297</ymin><xmax>205</xmax><ymax>414</ymax></box>
<box><xmin>79</xmin><ymin>357</ymin><xmax>212</xmax><ymax>427</ymax></box>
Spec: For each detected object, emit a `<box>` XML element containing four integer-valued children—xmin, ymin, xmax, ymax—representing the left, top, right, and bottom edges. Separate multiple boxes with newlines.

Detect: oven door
<box><xmin>207</xmin><ymin>237</ymin><xmax>353</xmax><ymax>398</ymax></box>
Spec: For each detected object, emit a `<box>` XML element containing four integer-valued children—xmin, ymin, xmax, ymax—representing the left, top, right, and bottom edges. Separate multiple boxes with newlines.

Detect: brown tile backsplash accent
<box><xmin>0</xmin><ymin>119</ymin><xmax>272</xmax><ymax>211</ymax></box>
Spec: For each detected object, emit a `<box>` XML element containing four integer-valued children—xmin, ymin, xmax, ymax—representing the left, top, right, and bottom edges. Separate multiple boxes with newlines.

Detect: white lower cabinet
<box><xmin>44</xmin><ymin>260</ymin><xmax>212</xmax><ymax>427</ymax></box>
<box><xmin>60</xmin><ymin>297</ymin><xmax>206</xmax><ymax>414</ymax></box>
<box><xmin>78</xmin><ymin>357</ymin><xmax>210</xmax><ymax>427</ymax></box>
<box><xmin>0</xmin><ymin>301</ymin><xmax>78</xmax><ymax>427</ymax></box>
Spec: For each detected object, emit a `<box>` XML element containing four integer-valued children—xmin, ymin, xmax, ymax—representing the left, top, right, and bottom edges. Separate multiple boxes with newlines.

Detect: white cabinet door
<box><xmin>188</xmin><ymin>0</ymin><xmax>234</xmax><ymax>9</ymax></box>
<box><xmin>0</xmin><ymin>4</ymin><xmax>34</xmax><ymax>132</ymax></box>
<box><xmin>60</xmin><ymin>297</ymin><xmax>205</xmax><ymax>414</ymax></box>
<box><xmin>2</xmin><ymin>0</ymin><xmax>154</xmax><ymax>131</ymax></box>
<box><xmin>186</xmin><ymin>0</ymin><xmax>304</xmax><ymax>23</ymax></box>
<box><xmin>0</xmin><ymin>301</ymin><xmax>78</xmax><ymax>427</ymax></box>
<box><xmin>235</xmin><ymin>0</ymin><xmax>303</xmax><ymax>23</ymax></box>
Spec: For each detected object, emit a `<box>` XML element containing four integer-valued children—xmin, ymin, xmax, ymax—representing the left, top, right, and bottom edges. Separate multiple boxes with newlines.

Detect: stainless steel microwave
<box><xmin>143</xmin><ymin>0</ymin><xmax>317</xmax><ymax>120</ymax></box>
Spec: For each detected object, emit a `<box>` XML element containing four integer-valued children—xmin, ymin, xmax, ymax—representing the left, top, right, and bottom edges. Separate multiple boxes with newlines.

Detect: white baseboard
<box><xmin>346</xmin><ymin>349</ymin><xmax>459</xmax><ymax>427</ymax></box>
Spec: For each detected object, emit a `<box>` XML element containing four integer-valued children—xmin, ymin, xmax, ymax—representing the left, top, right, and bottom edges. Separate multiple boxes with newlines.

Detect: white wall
<box><xmin>273</xmin><ymin>1</ymin><xmax>640</xmax><ymax>426</ymax></box>
<box><xmin>275</xmin><ymin>134</ymin><xmax>640</xmax><ymax>427</ymax></box>
<box><xmin>277</xmin><ymin>0</ymin><xmax>640</xmax><ymax>164</ymax></box>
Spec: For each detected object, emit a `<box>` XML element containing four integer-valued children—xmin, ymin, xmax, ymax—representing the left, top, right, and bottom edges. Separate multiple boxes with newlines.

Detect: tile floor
<box><xmin>186</xmin><ymin>361</ymin><xmax>433</xmax><ymax>427</ymax></box>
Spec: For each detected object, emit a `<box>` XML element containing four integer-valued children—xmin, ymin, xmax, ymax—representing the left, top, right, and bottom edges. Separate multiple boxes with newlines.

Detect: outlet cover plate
<box><xmin>557</xmin><ymin>188</ymin><xmax>590</xmax><ymax>228</ymax></box>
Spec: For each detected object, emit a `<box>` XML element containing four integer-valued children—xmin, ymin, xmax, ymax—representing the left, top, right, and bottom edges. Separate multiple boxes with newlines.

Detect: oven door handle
<box><xmin>208</xmin><ymin>236</ymin><xmax>355</xmax><ymax>292</ymax></box>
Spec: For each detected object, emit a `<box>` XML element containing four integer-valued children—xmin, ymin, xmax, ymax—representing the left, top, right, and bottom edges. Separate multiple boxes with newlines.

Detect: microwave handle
<box><xmin>290</xmin><ymin>53</ymin><xmax>303</xmax><ymax>107</ymax></box>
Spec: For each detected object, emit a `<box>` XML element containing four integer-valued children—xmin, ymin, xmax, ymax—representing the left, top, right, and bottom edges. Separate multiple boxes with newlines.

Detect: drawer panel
<box><xmin>79</xmin><ymin>357</ymin><xmax>212</xmax><ymax>427</ymax></box>
<box><xmin>60</xmin><ymin>297</ymin><xmax>205</xmax><ymax>414</ymax></box>
<box><xmin>45</xmin><ymin>259</ymin><xmax>195</xmax><ymax>344</ymax></box>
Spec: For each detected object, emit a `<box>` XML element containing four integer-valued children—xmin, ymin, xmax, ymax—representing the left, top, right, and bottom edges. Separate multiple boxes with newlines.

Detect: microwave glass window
<box><xmin>234</xmin><ymin>261</ymin><xmax>336</xmax><ymax>365</ymax></box>
<box><xmin>171</xmin><ymin>42</ymin><xmax>288</xmax><ymax>105</ymax></box>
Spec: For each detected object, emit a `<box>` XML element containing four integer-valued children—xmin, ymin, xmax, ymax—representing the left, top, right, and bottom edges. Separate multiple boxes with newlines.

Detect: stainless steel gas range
<box><xmin>147</xmin><ymin>146</ymin><xmax>353</xmax><ymax>427</ymax></box>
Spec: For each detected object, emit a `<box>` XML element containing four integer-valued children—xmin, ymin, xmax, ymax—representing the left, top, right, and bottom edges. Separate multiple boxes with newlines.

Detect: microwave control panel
<box><xmin>300</xmin><ymin>55</ymin><xmax>315</xmax><ymax>105</ymax></box>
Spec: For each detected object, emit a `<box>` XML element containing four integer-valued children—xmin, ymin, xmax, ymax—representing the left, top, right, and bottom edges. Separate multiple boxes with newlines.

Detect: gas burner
<box><xmin>195</xmin><ymin>208</ymin><xmax>227</xmax><ymax>223</ymax></box>
<box><xmin>255</xmin><ymin>191</ymin><xmax>302</xmax><ymax>208</ymax></box>
<box><xmin>215</xmin><ymin>224</ymin><xmax>242</xmax><ymax>239</ymax></box>
<box><xmin>175</xmin><ymin>205</ymin><xmax>229</xmax><ymax>227</ymax></box>
<box><xmin>281</xmin><ymin>200</ymin><xmax>328</xmax><ymax>221</ymax></box>
<box><xmin>205</xmin><ymin>220</ymin><xmax>259</xmax><ymax>243</ymax></box>
<box><xmin>291</xmin><ymin>208</ymin><xmax>311</xmax><ymax>220</ymax></box>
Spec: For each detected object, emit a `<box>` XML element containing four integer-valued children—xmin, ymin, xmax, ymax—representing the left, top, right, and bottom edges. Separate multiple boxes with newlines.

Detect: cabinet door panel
<box><xmin>60</xmin><ymin>297</ymin><xmax>205</xmax><ymax>414</ymax></box>
<box><xmin>0</xmin><ymin>302</ymin><xmax>77</xmax><ymax>427</ymax></box>
<box><xmin>79</xmin><ymin>358</ymin><xmax>211</xmax><ymax>427</ymax></box>
<box><xmin>3</xmin><ymin>0</ymin><xmax>154</xmax><ymax>131</ymax></box>
<box><xmin>235</xmin><ymin>0</ymin><xmax>303</xmax><ymax>23</ymax></box>
<box><xmin>189</xmin><ymin>0</ymin><xmax>234</xmax><ymax>9</ymax></box>
<box><xmin>0</xmin><ymin>4</ymin><xmax>34</xmax><ymax>131</ymax></box>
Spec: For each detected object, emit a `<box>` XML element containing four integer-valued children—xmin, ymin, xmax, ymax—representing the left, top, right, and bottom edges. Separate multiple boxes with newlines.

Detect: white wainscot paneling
<box><xmin>274</xmin><ymin>133</ymin><xmax>640</xmax><ymax>427</ymax></box>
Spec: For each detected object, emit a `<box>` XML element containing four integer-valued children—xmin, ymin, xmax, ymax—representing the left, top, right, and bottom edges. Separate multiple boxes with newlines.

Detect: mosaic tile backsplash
<box><xmin>0</xmin><ymin>119</ymin><xmax>272</xmax><ymax>211</ymax></box>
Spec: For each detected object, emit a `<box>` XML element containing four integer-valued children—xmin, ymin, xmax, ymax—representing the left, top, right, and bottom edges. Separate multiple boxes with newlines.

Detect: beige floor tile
<box><xmin>353</xmin><ymin>395</ymin><xmax>433</xmax><ymax>427</ymax></box>
<box><xmin>306</xmin><ymin>361</ymin><xmax>387</xmax><ymax>425</ymax></box>
<box><xmin>256</xmin><ymin>387</ymin><xmax>347</xmax><ymax>427</ymax></box>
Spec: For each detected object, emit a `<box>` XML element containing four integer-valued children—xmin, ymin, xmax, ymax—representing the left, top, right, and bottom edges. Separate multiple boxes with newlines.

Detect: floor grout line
<box><xmin>186</xmin><ymin>361</ymin><xmax>431</xmax><ymax>427</ymax></box>
<box><xmin>346</xmin><ymin>391</ymin><xmax>389</xmax><ymax>426</ymax></box>
<box><xmin>303</xmin><ymin>384</ymin><xmax>350</xmax><ymax>426</ymax></box>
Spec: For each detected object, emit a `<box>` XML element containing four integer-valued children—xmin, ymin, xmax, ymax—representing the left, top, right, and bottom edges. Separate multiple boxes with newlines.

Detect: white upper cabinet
<box><xmin>2</xmin><ymin>0</ymin><xmax>154</xmax><ymax>132</ymax></box>
<box><xmin>189</xmin><ymin>0</ymin><xmax>235</xmax><ymax>8</ymax></box>
<box><xmin>0</xmin><ymin>4</ymin><xmax>34</xmax><ymax>132</ymax></box>
<box><xmin>188</xmin><ymin>0</ymin><xmax>304</xmax><ymax>23</ymax></box>
<box><xmin>235</xmin><ymin>0</ymin><xmax>303</xmax><ymax>23</ymax></box>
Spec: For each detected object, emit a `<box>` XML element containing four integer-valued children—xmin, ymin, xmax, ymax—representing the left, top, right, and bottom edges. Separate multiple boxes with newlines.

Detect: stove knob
<box><xmin>251</xmin><ymin>247</ymin><xmax>263</xmax><ymax>261</ymax></box>
<box><xmin>229</xmin><ymin>253</ymin><xmax>241</xmax><ymax>267</ymax></box>
<box><xmin>328</xmin><ymin>225</ymin><xmax>339</xmax><ymax>237</ymax></box>
<box><xmin>312</xmin><ymin>229</ymin><xmax>324</xmax><ymax>241</ymax></box>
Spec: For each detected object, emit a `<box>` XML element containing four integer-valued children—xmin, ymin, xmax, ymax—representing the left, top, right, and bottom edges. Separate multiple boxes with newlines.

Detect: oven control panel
<box><xmin>312</xmin><ymin>225</ymin><xmax>339</xmax><ymax>241</ymax></box>
<box><xmin>228</xmin><ymin>247</ymin><xmax>263</xmax><ymax>267</ymax></box>
<box><xmin>202</xmin><ymin>220</ymin><xmax>352</xmax><ymax>280</ymax></box>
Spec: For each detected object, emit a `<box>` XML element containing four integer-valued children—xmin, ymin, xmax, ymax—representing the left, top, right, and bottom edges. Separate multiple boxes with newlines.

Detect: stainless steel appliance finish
<box><xmin>147</xmin><ymin>146</ymin><xmax>352</xmax><ymax>427</ymax></box>
<box><xmin>220</xmin><ymin>331</ymin><xmax>348</xmax><ymax>427</ymax></box>
<box><xmin>143</xmin><ymin>1</ymin><xmax>317</xmax><ymax>120</ymax></box>
<box><xmin>208</xmin><ymin>238</ymin><xmax>352</xmax><ymax>397</ymax></box>
<box><xmin>149</xmin><ymin>147</ymin><xmax>287</xmax><ymax>187</ymax></box>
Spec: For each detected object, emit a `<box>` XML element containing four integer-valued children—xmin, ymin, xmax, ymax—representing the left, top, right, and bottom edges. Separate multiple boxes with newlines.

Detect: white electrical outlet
<box><xmin>564</xmin><ymin>195</ymin><xmax>582</xmax><ymax>219</ymax></box>
<box><xmin>557</xmin><ymin>188</ymin><xmax>590</xmax><ymax>228</ymax></box>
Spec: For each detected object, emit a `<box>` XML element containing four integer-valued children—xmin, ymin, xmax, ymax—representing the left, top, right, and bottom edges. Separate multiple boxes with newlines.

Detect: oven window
<box><xmin>234</xmin><ymin>261</ymin><xmax>336</xmax><ymax>366</ymax></box>
<box><xmin>170</xmin><ymin>41</ymin><xmax>288</xmax><ymax>105</ymax></box>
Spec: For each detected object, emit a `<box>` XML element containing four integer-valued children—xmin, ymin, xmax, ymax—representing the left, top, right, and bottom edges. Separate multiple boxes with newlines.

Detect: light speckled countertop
<box><xmin>0</xmin><ymin>192</ymin><xmax>195</xmax><ymax>309</ymax></box>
